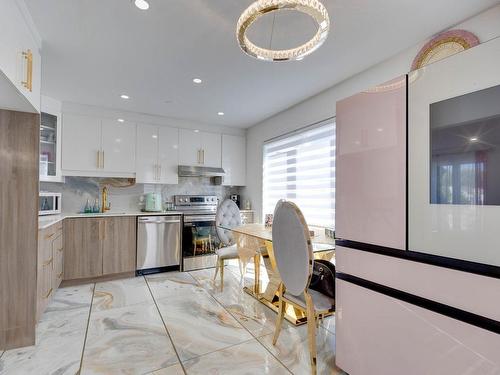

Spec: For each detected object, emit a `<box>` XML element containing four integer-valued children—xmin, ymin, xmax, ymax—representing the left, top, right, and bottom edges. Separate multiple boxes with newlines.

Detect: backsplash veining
<box><xmin>40</xmin><ymin>177</ymin><xmax>242</xmax><ymax>214</ymax></box>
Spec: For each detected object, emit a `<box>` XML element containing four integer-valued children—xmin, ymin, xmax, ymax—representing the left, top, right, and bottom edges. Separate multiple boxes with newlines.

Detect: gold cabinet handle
<box><xmin>43</xmin><ymin>257</ymin><xmax>53</xmax><ymax>266</ymax></box>
<box><xmin>57</xmin><ymin>247</ymin><xmax>63</xmax><ymax>252</ymax></box>
<box><xmin>202</xmin><ymin>149</ymin><xmax>205</xmax><ymax>164</ymax></box>
<box><xmin>43</xmin><ymin>288</ymin><xmax>53</xmax><ymax>299</ymax></box>
<box><xmin>97</xmin><ymin>150</ymin><xmax>100</xmax><ymax>168</ymax></box>
<box><xmin>101</xmin><ymin>151</ymin><xmax>105</xmax><ymax>169</ymax></box>
<box><xmin>158</xmin><ymin>165</ymin><xmax>162</xmax><ymax>180</ymax></box>
<box><xmin>21</xmin><ymin>49</ymin><xmax>33</xmax><ymax>92</ymax></box>
<box><xmin>57</xmin><ymin>271</ymin><xmax>63</xmax><ymax>278</ymax></box>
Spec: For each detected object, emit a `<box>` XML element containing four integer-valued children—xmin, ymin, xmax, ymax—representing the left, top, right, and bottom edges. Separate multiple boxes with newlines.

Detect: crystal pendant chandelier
<box><xmin>236</xmin><ymin>0</ymin><xmax>330</xmax><ymax>62</ymax></box>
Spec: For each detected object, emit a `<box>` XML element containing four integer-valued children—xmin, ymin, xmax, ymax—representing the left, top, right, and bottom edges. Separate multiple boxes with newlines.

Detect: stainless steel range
<box><xmin>174</xmin><ymin>195</ymin><xmax>222</xmax><ymax>271</ymax></box>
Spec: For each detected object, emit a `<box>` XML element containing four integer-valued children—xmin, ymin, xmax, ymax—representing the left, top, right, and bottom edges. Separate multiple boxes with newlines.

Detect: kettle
<box><xmin>145</xmin><ymin>192</ymin><xmax>162</xmax><ymax>212</ymax></box>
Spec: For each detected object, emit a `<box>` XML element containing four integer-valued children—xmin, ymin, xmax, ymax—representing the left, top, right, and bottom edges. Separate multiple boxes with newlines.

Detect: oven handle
<box><xmin>184</xmin><ymin>216</ymin><xmax>216</xmax><ymax>223</ymax></box>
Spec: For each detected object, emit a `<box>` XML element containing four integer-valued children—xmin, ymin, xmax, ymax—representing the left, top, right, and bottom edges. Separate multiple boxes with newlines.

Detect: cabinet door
<box><xmin>62</xmin><ymin>114</ymin><xmax>101</xmax><ymax>172</ymax></box>
<box><xmin>222</xmin><ymin>134</ymin><xmax>245</xmax><ymax>186</ymax></box>
<box><xmin>101</xmin><ymin>119</ymin><xmax>136</xmax><ymax>174</ymax></box>
<box><xmin>201</xmin><ymin>132</ymin><xmax>222</xmax><ymax>167</ymax></box>
<box><xmin>179</xmin><ymin>128</ymin><xmax>201</xmax><ymax>165</ymax></box>
<box><xmin>159</xmin><ymin>126</ymin><xmax>179</xmax><ymax>184</ymax></box>
<box><xmin>63</xmin><ymin>218</ymin><xmax>103</xmax><ymax>280</ymax></box>
<box><xmin>336</xmin><ymin>76</ymin><xmax>406</xmax><ymax>250</ymax></box>
<box><xmin>136</xmin><ymin>123</ymin><xmax>159</xmax><ymax>183</ymax></box>
<box><xmin>102</xmin><ymin>217</ymin><xmax>137</xmax><ymax>275</ymax></box>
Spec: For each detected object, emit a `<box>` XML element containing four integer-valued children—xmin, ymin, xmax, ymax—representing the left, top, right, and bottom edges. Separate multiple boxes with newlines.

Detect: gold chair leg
<box><xmin>272</xmin><ymin>284</ymin><xmax>286</xmax><ymax>345</ymax></box>
<box><xmin>219</xmin><ymin>258</ymin><xmax>225</xmax><ymax>292</ymax></box>
<box><xmin>213</xmin><ymin>256</ymin><xmax>220</xmax><ymax>280</ymax></box>
<box><xmin>305</xmin><ymin>293</ymin><xmax>317</xmax><ymax>375</ymax></box>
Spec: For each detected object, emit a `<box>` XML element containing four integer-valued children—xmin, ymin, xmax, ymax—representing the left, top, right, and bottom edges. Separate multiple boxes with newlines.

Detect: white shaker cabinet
<box><xmin>101</xmin><ymin>119</ymin><xmax>136</xmax><ymax>174</ymax></box>
<box><xmin>136</xmin><ymin>124</ymin><xmax>178</xmax><ymax>184</ymax></box>
<box><xmin>62</xmin><ymin>114</ymin><xmax>136</xmax><ymax>177</ymax></box>
<box><xmin>179</xmin><ymin>129</ymin><xmax>222</xmax><ymax>168</ymax></box>
<box><xmin>222</xmin><ymin>134</ymin><xmax>246</xmax><ymax>186</ymax></box>
<box><xmin>62</xmin><ymin>114</ymin><xmax>101</xmax><ymax>173</ymax></box>
<box><xmin>0</xmin><ymin>0</ymin><xmax>41</xmax><ymax>113</ymax></box>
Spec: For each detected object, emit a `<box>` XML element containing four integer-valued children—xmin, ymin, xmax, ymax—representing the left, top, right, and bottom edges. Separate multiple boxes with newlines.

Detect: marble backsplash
<box><xmin>40</xmin><ymin>177</ymin><xmax>242</xmax><ymax>214</ymax></box>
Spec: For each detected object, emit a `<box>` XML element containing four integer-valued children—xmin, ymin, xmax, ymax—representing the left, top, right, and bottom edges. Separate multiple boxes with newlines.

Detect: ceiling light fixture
<box><xmin>117</xmin><ymin>118</ymin><xmax>125</xmax><ymax>123</ymax></box>
<box><xmin>193</xmin><ymin>78</ymin><xmax>202</xmax><ymax>84</ymax></box>
<box><xmin>120</xmin><ymin>94</ymin><xmax>130</xmax><ymax>99</ymax></box>
<box><xmin>134</xmin><ymin>0</ymin><xmax>150</xmax><ymax>10</ymax></box>
<box><xmin>236</xmin><ymin>0</ymin><xmax>330</xmax><ymax>62</ymax></box>
<box><xmin>218</xmin><ymin>112</ymin><xmax>225</xmax><ymax>116</ymax></box>
<box><xmin>470</xmin><ymin>137</ymin><xmax>478</xmax><ymax>142</ymax></box>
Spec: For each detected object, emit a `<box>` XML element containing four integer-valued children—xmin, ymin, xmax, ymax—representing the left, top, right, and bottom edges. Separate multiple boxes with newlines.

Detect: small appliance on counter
<box><xmin>144</xmin><ymin>192</ymin><xmax>162</xmax><ymax>212</ymax></box>
<box><xmin>230</xmin><ymin>194</ymin><xmax>240</xmax><ymax>208</ymax></box>
<box><xmin>39</xmin><ymin>192</ymin><xmax>61</xmax><ymax>216</ymax></box>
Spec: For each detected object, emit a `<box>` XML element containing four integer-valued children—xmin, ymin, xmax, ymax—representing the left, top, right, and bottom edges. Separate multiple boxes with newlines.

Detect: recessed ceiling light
<box><xmin>193</xmin><ymin>78</ymin><xmax>202</xmax><ymax>84</ymax></box>
<box><xmin>194</xmin><ymin>130</ymin><xmax>200</xmax><ymax>133</ymax></box>
<box><xmin>134</xmin><ymin>0</ymin><xmax>149</xmax><ymax>10</ymax></box>
<box><xmin>120</xmin><ymin>94</ymin><xmax>129</xmax><ymax>99</ymax></box>
<box><xmin>117</xmin><ymin>118</ymin><xmax>125</xmax><ymax>123</ymax></box>
<box><xmin>218</xmin><ymin>112</ymin><xmax>225</xmax><ymax>116</ymax></box>
<box><xmin>470</xmin><ymin>137</ymin><xmax>478</xmax><ymax>142</ymax></box>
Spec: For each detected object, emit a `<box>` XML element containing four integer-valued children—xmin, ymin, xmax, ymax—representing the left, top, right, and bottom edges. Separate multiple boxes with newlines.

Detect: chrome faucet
<box><xmin>101</xmin><ymin>186</ymin><xmax>110</xmax><ymax>213</ymax></box>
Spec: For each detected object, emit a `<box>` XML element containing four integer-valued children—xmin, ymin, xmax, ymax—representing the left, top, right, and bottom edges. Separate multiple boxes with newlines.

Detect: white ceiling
<box><xmin>26</xmin><ymin>0</ymin><xmax>499</xmax><ymax>128</ymax></box>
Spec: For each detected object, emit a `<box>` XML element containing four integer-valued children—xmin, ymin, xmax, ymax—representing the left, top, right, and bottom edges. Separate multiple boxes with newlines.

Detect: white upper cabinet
<box><xmin>62</xmin><ymin>114</ymin><xmax>101</xmax><ymax>173</ymax></box>
<box><xmin>136</xmin><ymin>124</ymin><xmax>178</xmax><ymax>184</ymax></box>
<box><xmin>179</xmin><ymin>129</ymin><xmax>221</xmax><ymax>168</ymax></box>
<box><xmin>62</xmin><ymin>114</ymin><xmax>136</xmax><ymax>177</ymax></box>
<box><xmin>136</xmin><ymin>123</ymin><xmax>159</xmax><ymax>183</ymax></box>
<box><xmin>158</xmin><ymin>126</ymin><xmax>179</xmax><ymax>184</ymax></box>
<box><xmin>101</xmin><ymin>119</ymin><xmax>136</xmax><ymax>174</ymax></box>
<box><xmin>201</xmin><ymin>131</ymin><xmax>222</xmax><ymax>168</ymax></box>
<box><xmin>0</xmin><ymin>0</ymin><xmax>41</xmax><ymax>112</ymax></box>
<box><xmin>222</xmin><ymin>134</ymin><xmax>246</xmax><ymax>186</ymax></box>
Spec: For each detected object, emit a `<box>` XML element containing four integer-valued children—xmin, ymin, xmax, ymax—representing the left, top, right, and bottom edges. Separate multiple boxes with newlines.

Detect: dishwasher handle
<box><xmin>138</xmin><ymin>216</ymin><xmax>181</xmax><ymax>224</ymax></box>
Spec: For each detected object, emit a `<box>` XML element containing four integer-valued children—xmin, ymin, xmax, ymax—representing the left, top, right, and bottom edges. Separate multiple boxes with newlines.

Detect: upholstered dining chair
<box><xmin>214</xmin><ymin>199</ymin><xmax>242</xmax><ymax>292</ymax></box>
<box><xmin>271</xmin><ymin>200</ymin><xmax>335</xmax><ymax>375</ymax></box>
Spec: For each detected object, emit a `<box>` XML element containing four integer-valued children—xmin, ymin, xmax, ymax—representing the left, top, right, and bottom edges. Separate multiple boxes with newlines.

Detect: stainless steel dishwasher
<box><xmin>136</xmin><ymin>215</ymin><xmax>182</xmax><ymax>275</ymax></box>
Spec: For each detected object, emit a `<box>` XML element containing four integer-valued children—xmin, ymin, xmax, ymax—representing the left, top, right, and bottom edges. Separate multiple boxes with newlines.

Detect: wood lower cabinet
<box><xmin>37</xmin><ymin>222</ymin><xmax>63</xmax><ymax>321</ymax></box>
<box><xmin>64</xmin><ymin>218</ymin><xmax>103</xmax><ymax>280</ymax></box>
<box><xmin>63</xmin><ymin>217</ymin><xmax>137</xmax><ymax>281</ymax></box>
<box><xmin>102</xmin><ymin>217</ymin><xmax>136</xmax><ymax>274</ymax></box>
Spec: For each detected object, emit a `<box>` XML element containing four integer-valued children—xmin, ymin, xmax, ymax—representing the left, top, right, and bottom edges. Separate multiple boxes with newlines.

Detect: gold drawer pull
<box><xmin>43</xmin><ymin>257</ymin><xmax>53</xmax><ymax>266</ymax></box>
<box><xmin>57</xmin><ymin>272</ymin><xmax>63</xmax><ymax>278</ymax></box>
<box><xmin>57</xmin><ymin>247</ymin><xmax>63</xmax><ymax>252</ymax></box>
<box><xmin>21</xmin><ymin>49</ymin><xmax>33</xmax><ymax>92</ymax></box>
<box><xmin>43</xmin><ymin>288</ymin><xmax>53</xmax><ymax>299</ymax></box>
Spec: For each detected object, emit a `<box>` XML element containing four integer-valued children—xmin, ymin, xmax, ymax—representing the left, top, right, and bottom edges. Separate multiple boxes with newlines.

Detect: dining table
<box><xmin>218</xmin><ymin>223</ymin><xmax>335</xmax><ymax>325</ymax></box>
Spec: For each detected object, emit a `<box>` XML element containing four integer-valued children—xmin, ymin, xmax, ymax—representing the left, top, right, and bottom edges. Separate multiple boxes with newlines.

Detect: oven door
<box><xmin>182</xmin><ymin>215</ymin><xmax>222</xmax><ymax>271</ymax></box>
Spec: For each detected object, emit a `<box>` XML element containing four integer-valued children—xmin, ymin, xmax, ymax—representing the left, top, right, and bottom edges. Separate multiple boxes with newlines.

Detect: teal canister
<box><xmin>145</xmin><ymin>192</ymin><xmax>162</xmax><ymax>212</ymax></box>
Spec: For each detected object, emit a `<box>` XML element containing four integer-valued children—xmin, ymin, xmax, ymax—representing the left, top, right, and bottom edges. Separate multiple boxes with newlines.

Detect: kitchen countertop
<box><xmin>39</xmin><ymin>211</ymin><xmax>184</xmax><ymax>230</ymax></box>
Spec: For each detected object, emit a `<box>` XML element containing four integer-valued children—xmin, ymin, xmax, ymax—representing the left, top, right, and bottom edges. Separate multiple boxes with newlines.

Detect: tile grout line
<box><xmin>188</xmin><ymin>269</ymin><xmax>294</xmax><ymax>375</ymax></box>
<box><xmin>144</xmin><ymin>275</ymin><xmax>188</xmax><ymax>375</ymax></box>
<box><xmin>77</xmin><ymin>283</ymin><xmax>97</xmax><ymax>375</ymax></box>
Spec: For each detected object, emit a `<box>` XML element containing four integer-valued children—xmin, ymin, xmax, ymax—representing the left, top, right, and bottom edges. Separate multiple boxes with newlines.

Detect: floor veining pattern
<box><xmin>0</xmin><ymin>261</ymin><xmax>343</xmax><ymax>375</ymax></box>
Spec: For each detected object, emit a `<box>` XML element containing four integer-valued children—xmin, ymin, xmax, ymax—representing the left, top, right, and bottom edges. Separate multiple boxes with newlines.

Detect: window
<box><xmin>262</xmin><ymin>120</ymin><xmax>335</xmax><ymax>228</ymax></box>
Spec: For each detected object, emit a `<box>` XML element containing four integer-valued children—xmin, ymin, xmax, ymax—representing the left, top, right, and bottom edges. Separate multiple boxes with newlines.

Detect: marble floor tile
<box><xmin>182</xmin><ymin>339</ymin><xmax>291</xmax><ymax>375</ymax></box>
<box><xmin>148</xmin><ymin>363</ymin><xmax>185</xmax><ymax>375</ymax></box>
<box><xmin>0</xmin><ymin>307</ymin><xmax>89</xmax><ymax>375</ymax></box>
<box><xmin>146</xmin><ymin>271</ymin><xmax>203</xmax><ymax>300</ymax></box>
<box><xmin>43</xmin><ymin>283</ymin><xmax>95</xmax><ymax>316</ymax></box>
<box><xmin>321</xmin><ymin>315</ymin><xmax>336</xmax><ymax>334</ymax></box>
<box><xmin>155</xmin><ymin>289</ymin><xmax>253</xmax><ymax>361</ymax></box>
<box><xmin>81</xmin><ymin>302</ymin><xmax>178</xmax><ymax>375</ymax></box>
<box><xmin>258</xmin><ymin>325</ymin><xmax>344</xmax><ymax>375</ymax></box>
<box><xmin>93</xmin><ymin>276</ymin><xmax>153</xmax><ymax>312</ymax></box>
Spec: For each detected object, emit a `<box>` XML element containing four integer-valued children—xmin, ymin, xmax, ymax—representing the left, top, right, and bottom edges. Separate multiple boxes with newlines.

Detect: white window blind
<box><xmin>262</xmin><ymin>120</ymin><xmax>335</xmax><ymax>228</ymax></box>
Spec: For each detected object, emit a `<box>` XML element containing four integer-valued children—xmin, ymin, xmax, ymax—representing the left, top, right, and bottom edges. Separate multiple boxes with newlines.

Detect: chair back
<box><xmin>215</xmin><ymin>199</ymin><xmax>241</xmax><ymax>246</ymax></box>
<box><xmin>272</xmin><ymin>200</ymin><xmax>313</xmax><ymax>296</ymax></box>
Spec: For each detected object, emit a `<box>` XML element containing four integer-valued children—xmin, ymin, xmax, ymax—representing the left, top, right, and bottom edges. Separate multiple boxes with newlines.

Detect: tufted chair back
<box><xmin>215</xmin><ymin>199</ymin><xmax>242</xmax><ymax>246</ymax></box>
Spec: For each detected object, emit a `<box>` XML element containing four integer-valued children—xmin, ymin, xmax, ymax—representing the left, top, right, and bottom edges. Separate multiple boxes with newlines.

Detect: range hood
<box><xmin>178</xmin><ymin>165</ymin><xmax>226</xmax><ymax>177</ymax></box>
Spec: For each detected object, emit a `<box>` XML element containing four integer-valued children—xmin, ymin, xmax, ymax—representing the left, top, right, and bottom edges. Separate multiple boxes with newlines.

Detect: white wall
<box><xmin>244</xmin><ymin>4</ymin><xmax>500</xmax><ymax>222</ymax></box>
<box><xmin>62</xmin><ymin>101</ymin><xmax>245</xmax><ymax>136</ymax></box>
